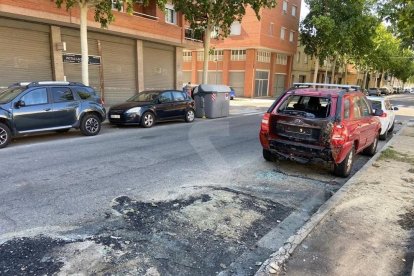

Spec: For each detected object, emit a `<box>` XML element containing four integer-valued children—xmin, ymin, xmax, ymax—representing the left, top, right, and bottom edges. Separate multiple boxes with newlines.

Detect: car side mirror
<box><xmin>373</xmin><ymin>109</ymin><xmax>384</xmax><ymax>116</ymax></box>
<box><xmin>15</xmin><ymin>100</ymin><xmax>25</xmax><ymax>108</ymax></box>
<box><xmin>393</xmin><ymin>107</ymin><xmax>399</xmax><ymax>111</ymax></box>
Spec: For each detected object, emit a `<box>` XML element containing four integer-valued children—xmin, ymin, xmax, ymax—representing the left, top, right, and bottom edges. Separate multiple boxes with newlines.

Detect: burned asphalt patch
<box><xmin>0</xmin><ymin>236</ymin><xmax>67</xmax><ymax>275</ymax></box>
<box><xmin>0</xmin><ymin>188</ymin><xmax>292</xmax><ymax>276</ymax></box>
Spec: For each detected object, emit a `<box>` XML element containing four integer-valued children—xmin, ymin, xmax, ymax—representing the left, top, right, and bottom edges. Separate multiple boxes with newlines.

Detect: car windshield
<box><xmin>127</xmin><ymin>92</ymin><xmax>160</xmax><ymax>102</ymax></box>
<box><xmin>0</xmin><ymin>87</ymin><xmax>25</xmax><ymax>104</ymax></box>
<box><xmin>277</xmin><ymin>95</ymin><xmax>331</xmax><ymax>118</ymax></box>
<box><xmin>370</xmin><ymin>100</ymin><xmax>382</xmax><ymax>111</ymax></box>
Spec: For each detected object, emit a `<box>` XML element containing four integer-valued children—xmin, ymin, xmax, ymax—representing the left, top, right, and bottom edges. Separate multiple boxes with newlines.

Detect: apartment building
<box><xmin>0</xmin><ymin>0</ymin><xmax>200</xmax><ymax>105</ymax></box>
<box><xmin>182</xmin><ymin>0</ymin><xmax>301</xmax><ymax>98</ymax></box>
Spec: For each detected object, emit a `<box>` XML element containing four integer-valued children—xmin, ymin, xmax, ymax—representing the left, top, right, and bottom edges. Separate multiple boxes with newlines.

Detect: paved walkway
<box><xmin>258</xmin><ymin>124</ymin><xmax>414</xmax><ymax>276</ymax></box>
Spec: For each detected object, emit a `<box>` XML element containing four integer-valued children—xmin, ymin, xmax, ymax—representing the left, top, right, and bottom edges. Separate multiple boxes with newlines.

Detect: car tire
<box><xmin>0</xmin><ymin>123</ymin><xmax>11</xmax><ymax>149</ymax></box>
<box><xmin>334</xmin><ymin>146</ymin><xmax>355</xmax><ymax>178</ymax></box>
<box><xmin>263</xmin><ymin>149</ymin><xmax>274</xmax><ymax>162</ymax></box>
<box><xmin>379</xmin><ymin>128</ymin><xmax>388</xmax><ymax>140</ymax></box>
<box><xmin>185</xmin><ymin>109</ymin><xmax>195</xmax><ymax>123</ymax></box>
<box><xmin>363</xmin><ymin>134</ymin><xmax>379</xmax><ymax>156</ymax></box>
<box><xmin>141</xmin><ymin>112</ymin><xmax>155</xmax><ymax>128</ymax></box>
<box><xmin>80</xmin><ymin>114</ymin><xmax>101</xmax><ymax>136</ymax></box>
<box><xmin>389</xmin><ymin>121</ymin><xmax>395</xmax><ymax>132</ymax></box>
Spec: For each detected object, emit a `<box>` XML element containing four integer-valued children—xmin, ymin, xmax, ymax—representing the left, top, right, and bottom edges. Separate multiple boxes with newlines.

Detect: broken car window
<box><xmin>278</xmin><ymin>95</ymin><xmax>331</xmax><ymax>118</ymax></box>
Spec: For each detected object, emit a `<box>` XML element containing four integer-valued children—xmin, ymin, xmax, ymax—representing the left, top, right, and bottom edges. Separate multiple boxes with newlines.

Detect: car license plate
<box><xmin>110</xmin><ymin>115</ymin><xmax>120</xmax><ymax>119</ymax></box>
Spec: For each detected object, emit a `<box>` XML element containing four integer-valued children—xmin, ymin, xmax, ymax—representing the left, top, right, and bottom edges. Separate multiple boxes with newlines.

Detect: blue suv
<box><xmin>0</xmin><ymin>81</ymin><xmax>106</xmax><ymax>149</ymax></box>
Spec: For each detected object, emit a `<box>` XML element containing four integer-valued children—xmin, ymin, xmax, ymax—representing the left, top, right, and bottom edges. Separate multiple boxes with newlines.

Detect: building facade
<box><xmin>0</xmin><ymin>0</ymin><xmax>200</xmax><ymax>105</ymax></box>
<box><xmin>182</xmin><ymin>0</ymin><xmax>301</xmax><ymax>98</ymax></box>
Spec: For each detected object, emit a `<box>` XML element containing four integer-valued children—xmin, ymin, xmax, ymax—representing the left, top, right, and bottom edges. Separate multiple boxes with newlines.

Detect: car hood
<box><xmin>110</xmin><ymin>101</ymin><xmax>152</xmax><ymax>111</ymax></box>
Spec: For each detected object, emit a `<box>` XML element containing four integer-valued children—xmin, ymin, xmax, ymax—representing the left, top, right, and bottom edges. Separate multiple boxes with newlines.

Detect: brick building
<box><xmin>182</xmin><ymin>0</ymin><xmax>301</xmax><ymax>98</ymax></box>
<box><xmin>0</xmin><ymin>0</ymin><xmax>200</xmax><ymax>105</ymax></box>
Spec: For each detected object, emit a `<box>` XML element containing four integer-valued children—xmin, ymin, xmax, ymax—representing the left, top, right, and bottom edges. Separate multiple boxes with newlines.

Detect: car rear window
<box><xmin>277</xmin><ymin>95</ymin><xmax>331</xmax><ymax>118</ymax></box>
<box><xmin>370</xmin><ymin>100</ymin><xmax>382</xmax><ymax>111</ymax></box>
<box><xmin>75</xmin><ymin>87</ymin><xmax>96</xmax><ymax>100</ymax></box>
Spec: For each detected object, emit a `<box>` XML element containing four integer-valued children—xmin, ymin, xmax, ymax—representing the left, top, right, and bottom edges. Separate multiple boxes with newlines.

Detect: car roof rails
<box><xmin>292</xmin><ymin>83</ymin><xmax>361</xmax><ymax>91</ymax></box>
<box><xmin>8</xmin><ymin>82</ymin><xmax>31</xmax><ymax>88</ymax></box>
<box><xmin>26</xmin><ymin>81</ymin><xmax>86</xmax><ymax>87</ymax></box>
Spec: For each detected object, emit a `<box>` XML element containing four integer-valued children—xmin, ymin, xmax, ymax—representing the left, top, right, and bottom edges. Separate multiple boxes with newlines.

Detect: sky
<box><xmin>300</xmin><ymin>0</ymin><xmax>310</xmax><ymax>20</ymax></box>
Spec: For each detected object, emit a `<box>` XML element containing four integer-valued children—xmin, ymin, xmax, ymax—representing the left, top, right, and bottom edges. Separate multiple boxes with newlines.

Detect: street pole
<box><xmin>215</xmin><ymin>59</ymin><xmax>218</xmax><ymax>84</ymax></box>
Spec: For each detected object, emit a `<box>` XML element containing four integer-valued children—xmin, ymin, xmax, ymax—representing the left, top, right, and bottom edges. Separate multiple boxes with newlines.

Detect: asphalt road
<box><xmin>0</xmin><ymin>94</ymin><xmax>412</xmax><ymax>275</ymax></box>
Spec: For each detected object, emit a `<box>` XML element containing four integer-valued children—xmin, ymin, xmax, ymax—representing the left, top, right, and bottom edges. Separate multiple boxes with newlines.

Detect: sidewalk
<box><xmin>258</xmin><ymin>124</ymin><xmax>414</xmax><ymax>276</ymax></box>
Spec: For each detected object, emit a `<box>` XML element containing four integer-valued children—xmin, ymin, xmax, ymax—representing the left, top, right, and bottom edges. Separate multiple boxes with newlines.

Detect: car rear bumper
<box><xmin>269</xmin><ymin>138</ymin><xmax>333</xmax><ymax>163</ymax></box>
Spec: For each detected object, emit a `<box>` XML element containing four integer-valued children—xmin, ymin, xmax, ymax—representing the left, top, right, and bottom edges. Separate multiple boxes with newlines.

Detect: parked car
<box><xmin>379</xmin><ymin>87</ymin><xmax>390</xmax><ymax>95</ymax></box>
<box><xmin>108</xmin><ymin>90</ymin><xmax>195</xmax><ymax>128</ymax></box>
<box><xmin>367</xmin><ymin>96</ymin><xmax>398</xmax><ymax>140</ymax></box>
<box><xmin>229</xmin><ymin>87</ymin><xmax>236</xmax><ymax>100</ymax></box>
<box><xmin>0</xmin><ymin>81</ymin><xmax>106</xmax><ymax>149</ymax></box>
<box><xmin>368</xmin><ymin>87</ymin><xmax>381</xmax><ymax>96</ymax></box>
<box><xmin>259</xmin><ymin>83</ymin><xmax>382</xmax><ymax>177</ymax></box>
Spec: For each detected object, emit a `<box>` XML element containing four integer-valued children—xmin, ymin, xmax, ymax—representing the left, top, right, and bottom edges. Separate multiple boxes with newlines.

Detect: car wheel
<box><xmin>55</xmin><ymin>128</ymin><xmax>70</xmax><ymax>133</ymax></box>
<box><xmin>0</xmin><ymin>123</ymin><xmax>11</xmax><ymax>149</ymax></box>
<box><xmin>80</xmin><ymin>114</ymin><xmax>101</xmax><ymax>136</ymax></box>
<box><xmin>389</xmin><ymin>121</ymin><xmax>395</xmax><ymax>132</ymax></box>
<box><xmin>334</xmin><ymin>146</ymin><xmax>355</xmax><ymax>177</ymax></box>
<box><xmin>185</xmin><ymin>109</ymin><xmax>195</xmax><ymax>123</ymax></box>
<box><xmin>263</xmin><ymin>149</ymin><xmax>274</xmax><ymax>162</ymax></box>
<box><xmin>379</xmin><ymin>128</ymin><xmax>388</xmax><ymax>140</ymax></box>
<box><xmin>141</xmin><ymin>112</ymin><xmax>155</xmax><ymax>128</ymax></box>
<box><xmin>363</xmin><ymin>134</ymin><xmax>379</xmax><ymax>156</ymax></box>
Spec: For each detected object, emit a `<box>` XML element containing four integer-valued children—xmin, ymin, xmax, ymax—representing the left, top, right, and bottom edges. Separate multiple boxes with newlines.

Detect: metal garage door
<box><xmin>0</xmin><ymin>19</ymin><xmax>52</xmax><ymax>88</ymax></box>
<box><xmin>143</xmin><ymin>42</ymin><xmax>175</xmax><ymax>90</ymax></box>
<box><xmin>274</xmin><ymin>74</ymin><xmax>286</xmax><ymax>97</ymax></box>
<box><xmin>229</xmin><ymin>72</ymin><xmax>245</xmax><ymax>97</ymax></box>
<box><xmin>101</xmin><ymin>39</ymin><xmax>136</xmax><ymax>105</ymax></box>
<box><xmin>197</xmin><ymin>71</ymin><xmax>223</xmax><ymax>85</ymax></box>
<box><xmin>61</xmin><ymin>30</ymin><xmax>100</xmax><ymax>92</ymax></box>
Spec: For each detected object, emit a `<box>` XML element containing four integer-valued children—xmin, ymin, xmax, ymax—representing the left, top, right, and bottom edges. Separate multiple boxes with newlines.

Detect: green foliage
<box><xmin>172</xmin><ymin>0</ymin><xmax>276</xmax><ymax>38</ymax></box>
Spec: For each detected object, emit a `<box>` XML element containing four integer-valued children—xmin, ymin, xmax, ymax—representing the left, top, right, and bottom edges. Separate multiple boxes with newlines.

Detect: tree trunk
<box><xmin>324</xmin><ymin>59</ymin><xmax>329</xmax><ymax>83</ymax></box>
<box><xmin>331</xmin><ymin>57</ymin><xmax>337</xmax><ymax>84</ymax></box>
<box><xmin>202</xmin><ymin>25</ymin><xmax>212</xmax><ymax>84</ymax></box>
<box><xmin>79</xmin><ymin>2</ymin><xmax>89</xmax><ymax>86</ymax></box>
<box><xmin>380</xmin><ymin>69</ymin><xmax>385</xmax><ymax>87</ymax></box>
<box><xmin>344</xmin><ymin>63</ymin><xmax>348</xmax><ymax>85</ymax></box>
<box><xmin>313</xmin><ymin>57</ymin><xmax>319</xmax><ymax>84</ymax></box>
<box><xmin>362</xmin><ymin>70</ymin><xmax>367</xmax><ymax>89</ymax></box>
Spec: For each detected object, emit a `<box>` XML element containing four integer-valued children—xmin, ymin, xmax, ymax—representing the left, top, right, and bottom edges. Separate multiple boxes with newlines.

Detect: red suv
<box><xmin>259</xmin><ymin>83</ymin><xmax>382</xmax><ymax>177</ymax></box>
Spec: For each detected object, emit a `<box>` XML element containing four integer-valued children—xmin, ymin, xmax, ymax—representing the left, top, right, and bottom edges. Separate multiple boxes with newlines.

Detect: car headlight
<box><xmin>126</xmin><ymin>107</ymin><xmax>142</xmax><ymax>114</ymax></box>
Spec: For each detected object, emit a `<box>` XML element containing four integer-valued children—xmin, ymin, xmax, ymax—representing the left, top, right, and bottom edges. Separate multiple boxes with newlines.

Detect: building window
<box><xmin>304</xmin><ymin>55</ymin><xmax>308</xmax><ymax>64</ymax></box>
<box><xmin>183</xmin><ymin>51</ymin><xmax>192</xmax><ymax>62</ymax></box>
<box><xmin>230</xmin><ymin>21</ymin><xmax>242</xmax><ymax>36</ymax></box>
<box><xmin>296</xmin><ymin>51</ymin><xmax>301</xmax><ymax>63</ymax></box>
<box><xmin>209</xmin><ymin>50</ymin><xmax>223</xmax><ymax>61</ymax></box>
<box><xmin>276</xmin><ymin>54</ymin><xmax>287</xmax><ymax>65</ymax></box>
<box><xmin>231</xmin><ymin>50</ymin><xmax>246</xmax><ymax>61</ymax></box>
<box><xmin>269</xmin><ymin>23</ymin><xmax>274</xmax><ymax>36</ymax></box>
<box><xmin>292</xmin><ymin>5</ymin><xmax>297</xmax><ymax>17</ymax></box>
<box><xmin>289</xmin><ymin>31</ymin><xmax>295</xmax><ymax>42</ymax></box>
<box><xmin>112</xmin><ymin>0</ymin><xmax>124</xmax><ymax>12</ymax></box>
<box><xmin>257</xmin><ymin>51</ymin><xmax>271</xmax><ymax>63</ymax></box>
<box><xmin>197</xmin><ymin>51</ymin><xmax>204</xmax><ymax>61</ymax></box>
<box><xmin>282</xmin><ymin>0</ymin><xmax>288</xmax><ymax>14</ymax></box>
<box><xmin>165</xmin><ymin>4</ymin><xmax>177</xmax><ymax>24</ymax></box>
<box><xmin>280</xmin><ymin>27</ymin><xmax>286</xmax><ymax>40</ymax></box>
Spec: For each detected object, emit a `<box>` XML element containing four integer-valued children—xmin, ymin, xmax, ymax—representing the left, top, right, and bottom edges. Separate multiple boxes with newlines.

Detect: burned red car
<box><xmin>259</xmin><ymin>83</ymin><xmax>383</xmax><ymax>177</ymax></box>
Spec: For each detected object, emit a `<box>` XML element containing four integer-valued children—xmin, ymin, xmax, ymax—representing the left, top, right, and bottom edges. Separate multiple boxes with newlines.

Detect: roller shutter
<box><xmin>61</xmin><ymin>32</ymin><xmax>100</xmax><ymax>92</ymax></box>
<box><xmin>197</xmin><ymin>71</ymin><xmax>223</xmax><ymax>85</ymax></box>
<box><xmin>0</xmin><ymin>19</ymin><xmax>52</xmax><ymax>88</ymax></box>
<box><xmin>229</xmin><ymin>72</ymin><xmax>245</xmax><ymax>97</ymax></box>
<box><xmin>143</xmin><ymin>42</ymin><xmax>175</xmax><ymax>90</ymax></box>
<box><xmin>101</xmin><ymin>40</ymin><xmax>136</xmax><ymax>105</ymax></box>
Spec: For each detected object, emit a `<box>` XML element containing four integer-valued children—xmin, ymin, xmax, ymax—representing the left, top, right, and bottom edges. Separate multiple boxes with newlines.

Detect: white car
<box><xmin>367</xmin><ymin>96</ymin><xmax>398</xmax><ymax>140</ymax></box>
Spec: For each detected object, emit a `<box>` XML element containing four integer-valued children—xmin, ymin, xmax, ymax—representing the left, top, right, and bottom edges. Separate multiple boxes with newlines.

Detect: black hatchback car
<box><xmin>0</xmin><ymin>81</ymin><xmax>106</xmax><ymax>149</ymax></box>
<box><xmin>108</xmin><ymin>90</ymin><xmax>195</xmax><ymax>128</ymax></box>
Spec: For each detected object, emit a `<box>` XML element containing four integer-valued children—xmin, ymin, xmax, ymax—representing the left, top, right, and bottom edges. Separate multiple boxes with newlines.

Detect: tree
<box><xmin>300</xmin><ymin>0</ymin><xmax>378</xmax><ymax>84</ymax></box>
<box><xmin>172</xmin><ymin>0</ymin><xmax>276</xmax><ymax>84</ymax></box>
<box><xmin>55</xmin><ymin>0</ymin><xmax>166</xmax><ymax>85</ymax></box>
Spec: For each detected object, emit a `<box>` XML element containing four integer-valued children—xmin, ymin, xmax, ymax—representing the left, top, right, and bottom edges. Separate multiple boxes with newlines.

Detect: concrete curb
<box><xmin>255</xmin><ymin>124</ymin><xmax>407</xmax><ymax>276</ymax></box>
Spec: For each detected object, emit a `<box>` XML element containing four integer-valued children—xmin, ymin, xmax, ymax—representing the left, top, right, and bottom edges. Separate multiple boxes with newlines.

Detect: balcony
<box><xmin>184</xmin><ymin>28</ymin><xmax>204</xmax><ymax>43</ymax></box>
<box><xmin>132</xmin><ymin>2</ymin><xmax>158</xmax><ymax>21</ymax></box>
